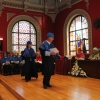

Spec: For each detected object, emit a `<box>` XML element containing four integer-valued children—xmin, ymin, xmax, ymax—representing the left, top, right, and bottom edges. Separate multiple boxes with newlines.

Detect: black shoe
<box><xmin>9</xmin><ymin>73</ymin><xmax>12</xmax><ymax>75</ymax></box>
<box><xmin>47</xmin><ymin>84</ymin><xmax>52</xmax><ymax>87</ymax></box>
<box><xmin>28</xmin><ymin>78</ymin><xmax>31</xmax><ymax>80</ymax></box>
<box><xmin>36</xmin><ymin>77</ymin><xmax>38</xmax><ymax>79</ymax></box>
<box><xmin>4</xmin><ymin>74</ymin><xmax>7</xmax><ymax>76</ymax></box>
<box><xmin>26</xmin><ymin>80</ymin><xmax>29</xmax><ymax>82</ymax></box>
<box><xmin>43</xmin><ymin>85</ymin><xmax>48</xmax><ymax>89</ymax></box>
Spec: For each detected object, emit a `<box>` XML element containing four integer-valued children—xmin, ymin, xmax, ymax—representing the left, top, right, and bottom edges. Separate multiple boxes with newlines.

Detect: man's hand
<box><xmin>50</xmin><ymin>52</ymin><xmax>59</xmax><ymax>56</ymax></box>
<box><xmin>50</xmin><ymin>52</ymin><xmax>56</xmax><ymax>55</ymax></box>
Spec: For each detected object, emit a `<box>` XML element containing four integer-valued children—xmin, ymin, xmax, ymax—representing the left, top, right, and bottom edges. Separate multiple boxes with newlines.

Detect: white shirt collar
<box><xmin>46</xmin><ymin>40</ymin><xmax>51</xmax><ymax>45</ymax></box>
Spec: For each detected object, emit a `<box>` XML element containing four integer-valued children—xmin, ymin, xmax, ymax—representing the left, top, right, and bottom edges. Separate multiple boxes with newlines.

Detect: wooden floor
<box><xmin>0</xmin><ymin>83</ymin><xmax>17</xmax><ymax>100</ymax></box>
<box><xmin>0</xmin><ymin>73</ymin><xmax>100</xmax><ymax>100</ymax></box>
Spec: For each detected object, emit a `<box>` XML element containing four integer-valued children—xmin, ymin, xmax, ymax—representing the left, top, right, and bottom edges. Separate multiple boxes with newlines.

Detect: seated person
<box><xmin>20</xmin><ymin>51</ymin><xmax>25</xmax><ymax>61</ymax></box>
<box><xmin>10</xmin><ymin>52</ymin><xmax>20</xmax><ymax>74</ymax></box>
<box><xmin>35</xmin><ymin>51</ymin><xmax>42</xmax><ymax>72</ymax></box>
<box><xmin>76</xmin><ymin>49</ymin><xmax>85</xmax><ymax>59</ymax></box>
<box><xmin>17</xmin><ymin>52</ymin><xmax>22</xmax><ymax>63</ymax></box>
<box><xmin>1</xmin><ymin>52</ymin><xmax>12</xmax><ymax>76</ymax></box>
<box><xmin>20</xmin><ymin>51</ymin><xmax>25</xmax><ymax>76</ymax></box>
<box><xmin>89</xmin><ymin>47</ymin><xmax>99</xmax><ymax>60</ymax></box>
<box><xmin>9</xmin><ymin>52</ymin><xmax>13</xmax><ymax>57</ymax></box>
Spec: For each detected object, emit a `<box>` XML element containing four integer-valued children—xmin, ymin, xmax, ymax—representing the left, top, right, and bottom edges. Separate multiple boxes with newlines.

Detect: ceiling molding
<box><xmin>0</xmin><ymin>0</ymin><xmax>3</xmax><ymax>16</ymax></box>
<box><xmin>47</xmin><ymin>14</ymin><xmax>56</xmax><ymax>23</ymax></box>
<box><xmin>84</xmin><ymin>0</ymin><xmax>89</xmax><ymax>9</ymax></box>
<box><xmin>1</xmin><ymin>0</ymin><xmax>83</xmax><ymax>14</ymax></box>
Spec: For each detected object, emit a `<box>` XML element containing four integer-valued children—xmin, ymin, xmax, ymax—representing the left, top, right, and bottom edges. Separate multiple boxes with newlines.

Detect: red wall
<box><xmin>0</xmin><ymin>7</ymin><xmax>54</xmax><ymax>51</ymax></box>
<box><xmin>55</xmin><ymin>0</ymin><xmax>100</xmax><ymax>55</ymax></box>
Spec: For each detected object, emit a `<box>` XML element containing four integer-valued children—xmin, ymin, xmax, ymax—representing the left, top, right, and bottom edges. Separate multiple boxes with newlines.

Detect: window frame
<box><xmin>69</xmin><ymin>15</ymin><xmax>89</xmax><ymax>55</ymax></box>
<box><xmin>12</xmin><ymin>20</ymin><xmax>37</xmax><ymax>52</ymax></box>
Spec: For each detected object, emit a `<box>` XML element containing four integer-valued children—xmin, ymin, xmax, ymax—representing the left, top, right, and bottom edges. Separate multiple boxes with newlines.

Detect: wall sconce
<box><xmin>0</xmin><ymin>38</ymin><xmax>3</xmax><ymax>51</ymax></box>
<box><xmin>0</xmin><ymin>38</ymin><xmax>3</xmax><ymax>40</ymax></box>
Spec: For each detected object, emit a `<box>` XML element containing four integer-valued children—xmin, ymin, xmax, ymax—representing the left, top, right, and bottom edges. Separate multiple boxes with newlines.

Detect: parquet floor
<box><xmin>0</xmin><ymin>73</ymin><xmax>100</xmax><ymax>100</ymax></box>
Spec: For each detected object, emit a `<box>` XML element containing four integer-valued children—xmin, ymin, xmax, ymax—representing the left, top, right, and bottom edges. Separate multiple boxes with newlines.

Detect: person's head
<box><xmin>47</xmin><ymin>32</ymin><xmax>54</xmax><ymax>43</ymax></box>
<box><xmin>13</xmin><ymin>52</ymin><xmax>17</xmax><ymax>56</ymax></box>
<box><xmin>36</xmin><ymin>51</ymin><xmax>41</xmax><ymax>57</ymax></box>
<box><xmin>3</xmin><ymin>52</ymin><xmax>7</xmax><ymax>57</ymax></box>
<box><xmin>21</xmin><ymin>51</ymin><xmax>24</xmax><ymax>55</ymax></box>
<box><xmin>92</xmin><ymin>47</ymin><xmax>98</xmax><ymax>54</ymax></box>
<box><xmin>27</xmin><ymin>41</ymin><xmax>32</xmax><ymax>48</ymax></box>
<box><xmin>7</xmin><ymin>53</ymin><xmax>11</xmax><ymax>58</ymax></box>
<box><xmin>9</xmin><ymin>52</ymin><xmax>12</xmax><ymax>56</ymax></box>
<box><xmin>17</xmin><ymin>52</ymin><xmax>20</xmax><ymax>56</ymax></box>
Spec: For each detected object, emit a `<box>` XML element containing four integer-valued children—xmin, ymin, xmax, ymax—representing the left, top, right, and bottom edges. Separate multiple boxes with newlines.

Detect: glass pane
<box><xmin>12</xmin><ymin>23</ymin><xmax>18</xmax><ymax>32</ymax></box>
<box><xmin>31</xmin><ymin>25</ymin><xmax>36</xmax><ymax>33</ymax></box>
<box><xmin>70</xmin><ymin>42</ymin><xmax>76</xmax><ymax>46</ymax></box>
<box><xmin>76</xmin><ymin>30</ymin><xmax>82</xmax><ymax>40</ymax></box>
<box><xmin>70</xmin><ymin>32</ymin><xmax>75</xmax><ymax>41</ymax></box>
<box><xmin>12</xmin><ymin>45</ymin><xmax>18</xmax><ymax>52</ymax></box>
<box><xmin>71</xmin><ymin>52</ymin><xmax>76</xmax><ymax>56</ymax></box>
<box><xmin>12</xmin><ymin>33</ymin><xmax>18</xmax><ymax>44</ymax></box>
<box><xmin>70</xmin><ymin>46</ymin><xmax>73</xmax><ymax>51</ymax></box>
<box><xmin>82</xmin><ymin>17</ymin><xmax>88</xmax><ymax>28</ymax></box>
<box><xmin>76</xmin><ymin>16</ymin><xmax>81</xmax><ymax>30</ymax></box>
<box><xmin>70</xmin><ymin>42</ymin><xmax>76</xmax><ymax>51</ymax></box>
<box><xmin>19</xmin><ymin>46</ymin><xmax>36</xmax><ymax>52</ymax></box>
<box><xmin>83</xmin><ymin>29</ymin><xmax>88</xmax><ymax>39</ymax></box>
<box><xmin>86</xmin><ymin>40</ymin><xmax>89</xmax><ymax>50</ymax></box>
<box><xmin>69</xmin><ymin>16</ymin><xmax>89</xmax><ymax>55</ymax></box>
<box><xmin>31</xmin><ymin>35</ymin><xmax>36</xmax><ymax>45</ymax></box>
<box><xmin>86</xmin><ymin>44</ymin><xmax>89</xmax><ymax>50</ymax></box>
<box><xmin>32</xmin><ymin>46</ymin><xmax>36</xmax><ymax>52</ymax></box>
<box><xmin>19</xmin><ymin>34</ymin><xmax>30</xmax><ymax>44</ymax></box>
<box><xmin>19</xmin><ymin>21</ymin><xmax>30</xmax><ymax>33</ymax></box>
<box><xmin>70</xmin><ymin>20</ymin><xmax>75</xmax><ymax>32</ymax></box>
<box><xmin>19</xmin><ymin>46</ymin><xmax>26</xmax><ymax>52</ymax></box>
<box><xmin>87</xmin><ymin>51</ymin><xmax>89</xmax><ymax>54</ymax></box>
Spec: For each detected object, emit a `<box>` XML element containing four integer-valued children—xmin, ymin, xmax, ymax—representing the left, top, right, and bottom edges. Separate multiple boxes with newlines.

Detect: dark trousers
<box><xmin>3</xmin><ymin>65</ymin><xmax>12</xmax><ymax>74</ymax></box>
<box><xmin>12</xmin><ymin>64</ymin><xmax>20</xmax><ymax>74</ymax></box>
<box><xmin>36</xmin><ymin>63</ymin><xmax>42</xmax><ymax>72</ymax></box>
<box><xmin>25</xmin><ymin>62</ymin><xmax>32</xmax><ymax>81</ymax></box>
<box><xmin>43</xmin><ymin>74</ymin><xmax>51</xmax><ymax>86</ymax></box>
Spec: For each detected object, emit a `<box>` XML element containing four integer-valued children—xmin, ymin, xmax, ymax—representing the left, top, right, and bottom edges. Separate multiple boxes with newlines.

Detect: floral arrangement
<box><xmin>68</xmin><ymin>60</ymin><xmax>87</xmax><ymax>77</ymax></box>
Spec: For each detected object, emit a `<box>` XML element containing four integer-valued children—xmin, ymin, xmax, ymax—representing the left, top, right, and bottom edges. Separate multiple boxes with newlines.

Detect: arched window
<box><xmin>12</xmin><ymin>21</ymin><xmax>36</xmax><ymax>52</ymax></box>
<box><xmin>69</xmin><ymin>15</ymin><xmax>89</xmax><ymax>55</ymax></box>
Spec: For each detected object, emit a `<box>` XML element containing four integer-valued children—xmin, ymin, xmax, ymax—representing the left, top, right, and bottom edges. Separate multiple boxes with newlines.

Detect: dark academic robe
<box><xmin>22</xmin><ymin>48</ymin><xmax>38</xmax><ymax>79</ymax></box>
<box><xmin>10</xmin><ymin>55</ymin><xmax>20</xmax><ymax>74</ymax></box>
<box><xmin>39</xmin><ymin>41</ymin><xmax>55</xmax><ymax>76</ymax></box>
<box><xmin>1</xmin><ymin>57</ymin><xmax>12</xmax><ymax>74</ymax></box>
